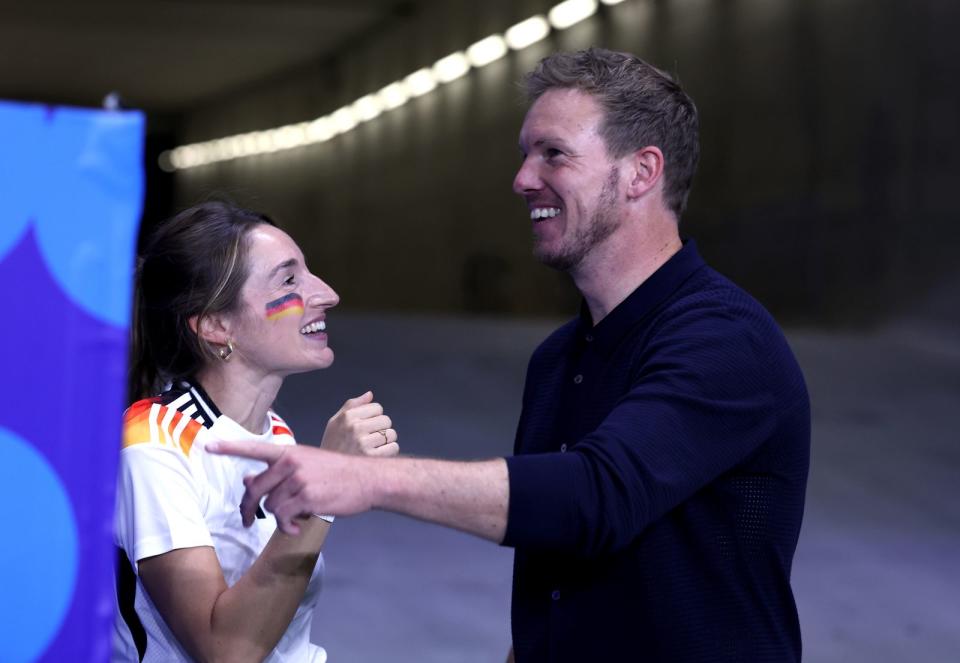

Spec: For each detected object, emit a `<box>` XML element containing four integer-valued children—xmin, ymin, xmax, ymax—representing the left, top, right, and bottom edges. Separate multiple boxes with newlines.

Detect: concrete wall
<box><xmin>169</xmin><ymin>0</ymin><xmax>960</xmax><ymax>325</ymax></box>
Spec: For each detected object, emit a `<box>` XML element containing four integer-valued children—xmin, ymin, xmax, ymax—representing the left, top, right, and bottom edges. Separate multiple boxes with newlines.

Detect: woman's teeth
<box><xmin>300</xmin><ymin>321</ymin><xmax>326</xmax><ymax>334</ymax></box>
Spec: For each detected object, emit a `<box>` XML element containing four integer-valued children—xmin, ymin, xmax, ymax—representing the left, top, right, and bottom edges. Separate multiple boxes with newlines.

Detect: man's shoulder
<box><xmin>653</xmin><ymin>265</ymin><xmax>806</xmax><ymax>392</ymax></box>
<box><xmin>662</xmin><ymin>264</ymin><xmax>783</xmax><ymax>335</ymax></box>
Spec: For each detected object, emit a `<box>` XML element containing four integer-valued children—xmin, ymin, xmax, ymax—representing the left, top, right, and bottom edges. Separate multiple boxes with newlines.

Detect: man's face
<box><xmin>513</xmin><ymin>88</ymin><xmax>623</xmax><ymax>272</ymax></box>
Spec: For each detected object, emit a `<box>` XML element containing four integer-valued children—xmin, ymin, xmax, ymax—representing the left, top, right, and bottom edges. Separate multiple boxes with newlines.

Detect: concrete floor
<box><xmin>272</xmin><ymin>311</ymin><xmax>960</xmax><ymax>662</ymax></box>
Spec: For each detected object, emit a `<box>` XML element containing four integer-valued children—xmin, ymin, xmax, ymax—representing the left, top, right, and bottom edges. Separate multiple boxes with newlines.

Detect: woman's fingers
<box><xmin>341</xmin><ymin>391</ymin><xmax>373</xmax><ymax>410</ymax></box>
<box><xmin>361</xmin><ymin>427</ymin><xmax>398</xmax><ymax>453</ymax></box>
<box><xmin>367</xmin><ymin>441</ymin><xmax>400</xmax><ymax>457</ymax></box>
<box><xmin>356</xmin><ymin>414</ymin><xmax>392</xmax><ymax>436</ymax></box>
<box><xmin>343</xmin><ymin>402</ymin><xmax>384</xmax><ymax>421</ymax></box>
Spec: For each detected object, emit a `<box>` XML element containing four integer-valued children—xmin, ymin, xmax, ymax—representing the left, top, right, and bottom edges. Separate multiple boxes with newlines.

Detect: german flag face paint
<box><xmin>265</xmin><ymin>293</ymin><xmax>304</xmax><ymax>320</ymax></box>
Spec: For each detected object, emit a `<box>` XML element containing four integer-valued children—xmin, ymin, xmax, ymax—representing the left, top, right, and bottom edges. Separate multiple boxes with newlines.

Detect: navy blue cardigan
<box><xmin>503</xmin><ymin>241</ymin><xmax>810</xmax><ymax>662</ymax></box>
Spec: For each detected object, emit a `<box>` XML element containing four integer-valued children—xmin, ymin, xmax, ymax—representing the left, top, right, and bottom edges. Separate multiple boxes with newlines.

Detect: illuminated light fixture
<box><xmin>466</xmin><ymin>35</ymin><xmax>508</xmax><ymax>67</ymax></box>
<box><xmin>331</xmin><ymin>106</ymin><xmax>358</xmax><ymax>134</ymax></box>
<box><xmin>405</xmin><ymin>68</ymin><xmax>438</xmax><ymax>97</ymax></box>
<box><xmin>158</xmin><ymin>150</ymin><xmax>175</xmax><ymax>172</ymax></box>
<box><xmin>187</xmin><ymin>145</ymin><xmax>206</xmax><ymax>166</ymax></box>
<box><xmin>192</xmin><ymin>145</ymin><xmax>212</xmax><ymax>166</ymax></box>
<box><xmin>266</xmin><ymin>129</ymin><xmax>286</xmax><ymax>153</ymax></box>
<box><xmin>307</xmin><ymin>116</ymin><xmax>335</xmax><ymax>143</ymax></box>
<box><xmin>254</xmin><ymin>131</ymin><xmax>274</xmax><ymax>153</ymax></box>
<box><xmin>169</xmin><ymin>2</ymin><xmax>647</xmax><ymax>170</ymax></box>
<box><xmin>274</xmin><ymin>124</ymin><xmax>308</xmax><ymax>150</ymax></box>
<box><xmin>433</xmin><ymin>52</ymin><xmax>470</xmax><ymax>83</ymax></box>
<box><xmin>240</xmin><ymin>132</ymin><xmax>259</xmax><ymax>156</ymax></box>
<box><xmin>352</xmin><ymin>94</ymin><xmax>384</xmax><ymax>122</ymax></box>
<box><xmin>204</xmin><ymin>140</ymin><xmax>220</xmax><ymax>161</ymax></box>
<box><xmin>505</xmin><ymin>16</ymin><xmax>550</xmax><ymax>50</ymax></box>
<box><xmin>167</xmin><ymin>148</ymin><xmax>183</xmax><ymax>169</ymax></box>
<box><xmin>214</xmin><ymin>140</ymin><xmax>231</xmax><ymax>159</ymax></box>
<box><xmin>223</xmin><ymin>136</ymin><xmax>241</xmax><ymax>157</ymax></box>
<box><xmin>548</xmin><ymin>0</ymin><xmax>598</xmax><ymax>29</ymax></box>
<box><xmin>377</xmin><ymin>81</ymin><xmax>411</xmax><ymax>110</ymax></box>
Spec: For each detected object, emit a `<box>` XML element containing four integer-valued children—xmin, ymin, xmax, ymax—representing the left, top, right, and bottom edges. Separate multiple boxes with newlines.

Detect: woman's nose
<box><xmin>306</xmin><ymin>277</ymin><xmax>339</xmax><ymax>308</ymax></box>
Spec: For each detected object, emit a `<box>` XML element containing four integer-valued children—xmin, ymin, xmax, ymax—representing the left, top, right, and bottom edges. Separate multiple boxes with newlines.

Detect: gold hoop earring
<box><xmin>218</xmin><ymin>340</ymin><xmax>234</xmax><ymax>361</ymax></box>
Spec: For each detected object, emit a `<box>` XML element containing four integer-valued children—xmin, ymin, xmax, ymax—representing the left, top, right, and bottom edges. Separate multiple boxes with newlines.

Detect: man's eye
<box><xmin>545</xmin><ymin>148</ymin><xmax>563</xmax><ymax>159</ymax></box>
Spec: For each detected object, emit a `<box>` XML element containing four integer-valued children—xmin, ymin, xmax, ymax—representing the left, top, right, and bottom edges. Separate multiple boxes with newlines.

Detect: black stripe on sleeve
<box><xmin>116</xmin><ymin>547</ymin><xmax>148</xmax><ymax>662</ymax></box>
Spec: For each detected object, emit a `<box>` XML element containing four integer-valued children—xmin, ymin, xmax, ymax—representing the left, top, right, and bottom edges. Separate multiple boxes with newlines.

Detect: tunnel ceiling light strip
<box><xmin>352</xmin><ymin>94</ymin><xmax>384</xmax><ymax>122</ymax></box>
<box><xmin>466</xmin><ymin>35</ymin><xmax>508</xmax><ymax>67</ymax></box>
<box><xmin>433</xmin><ymin>52</ymin><xmax>471</xmax><ymax>83</ymax></box>
<box><xmin>548</xmin><ymin>0</ymin><xmax>598</xmax><ymax>30</ymax></box>
<box><xmin>504</xmin><ymin>16</ymin><xmax>551</xmax><ymax>50</ymax></box>
<box><xmin>161</xmin><ymin>0</ymin><xmax>621</xmax><ymax>171</ymax></box>
<box><xmin>404</xmin><ymin>68</ymin><xmax>437</xmax><ymax>97</ymax></box>
<box><xmin>378</xmin><ymin>81</ymin><xmax>411</xmax><ymax>110</ymax></box>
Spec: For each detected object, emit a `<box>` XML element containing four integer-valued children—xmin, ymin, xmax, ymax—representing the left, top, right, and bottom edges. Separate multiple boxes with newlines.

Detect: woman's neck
<box><xmin>194</xmin><ymin>364</ymin><xmax>283</xmax><ymax>434</ymax></box>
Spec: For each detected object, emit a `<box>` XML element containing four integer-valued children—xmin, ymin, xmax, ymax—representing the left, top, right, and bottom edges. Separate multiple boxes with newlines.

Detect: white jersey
<box><xmin>113</xmin><ymin>381</ymin><xmax>326</xmax><ymax>663</ymax></box>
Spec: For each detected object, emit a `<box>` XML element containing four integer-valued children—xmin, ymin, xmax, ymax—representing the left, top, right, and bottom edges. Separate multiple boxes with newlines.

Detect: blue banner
<box><xmin>0</xmin><ymin>100</ymin><xmax>144</xmax><ymax>662</ymax></box>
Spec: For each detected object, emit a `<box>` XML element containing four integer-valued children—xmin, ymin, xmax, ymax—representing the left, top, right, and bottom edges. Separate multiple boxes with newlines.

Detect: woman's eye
<box><xmin>284</xmin><ymin>275</ymin><xmax>296</xmax><ymax>286</ymax></box>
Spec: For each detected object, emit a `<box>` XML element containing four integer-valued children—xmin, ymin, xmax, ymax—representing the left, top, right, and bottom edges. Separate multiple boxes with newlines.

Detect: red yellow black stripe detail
<box><xmin>122</xmin><ymin>398</ymin><xmax>202</xmax><ymax>454</ymax></box>
<box><xmin>265</xmin><ymin>293</ymin><xmax>304</xmax><ymax>320</ymax></box>
<box><xmin>122</xmin><ymin>398</ymin><xmax>159</xmax><ymax>449</ymax></box>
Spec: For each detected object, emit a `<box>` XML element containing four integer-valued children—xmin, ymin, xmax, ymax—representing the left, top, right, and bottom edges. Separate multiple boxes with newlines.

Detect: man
<box><xmin>210</xmin><ymin>48</ymin><xmax>810</xmax><ymax>662</ymax></box>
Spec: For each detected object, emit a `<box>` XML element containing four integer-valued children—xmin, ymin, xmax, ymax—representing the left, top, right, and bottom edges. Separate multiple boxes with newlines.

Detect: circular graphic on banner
<box><xmin>34</xmin><ymin>107</ymin><xmax>144</xmax><ymax>328</ymax></box>
<box><xmin>0</xmin><ymin>102</ymin><xmax>143</xmax><ymax>326</ymax></box>
<box><xmin>0</xmin><ymin>427</ymin><xmax>79</xmax><ymax>663</ymax></box>
<box><xmin>0</xmin><ymin>103</ymin><xmax>43</xmax><ymax>262</ymax></box>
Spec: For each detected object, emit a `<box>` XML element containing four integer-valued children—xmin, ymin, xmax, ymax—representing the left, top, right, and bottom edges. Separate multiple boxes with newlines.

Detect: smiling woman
<box><xmin>115</xmin><ymin>201</ymin><xmax>399</xmax><ymax>663</ymax></box>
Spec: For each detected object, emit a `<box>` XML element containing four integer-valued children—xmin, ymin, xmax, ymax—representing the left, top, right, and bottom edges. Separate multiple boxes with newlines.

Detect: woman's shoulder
<box><xmin>122</xmin><ymin>384</ymin><xmax>215</xmax><ymax>456</ymax></box>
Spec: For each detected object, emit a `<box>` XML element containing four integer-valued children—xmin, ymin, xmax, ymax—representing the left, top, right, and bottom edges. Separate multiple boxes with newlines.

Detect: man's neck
<box><xmin>572</xmin><ymin>217</ymin><xmax>682</xmax><ymax>326</ymax></box>
<box><xmin>195</xmin><ymin>364</ymin><xmax>282</xmax><ymax>435</ymax></box>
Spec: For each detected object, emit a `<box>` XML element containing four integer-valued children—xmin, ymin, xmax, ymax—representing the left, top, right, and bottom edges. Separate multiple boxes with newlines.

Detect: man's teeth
<box><xmin>299</xmin><ymin>321</ymin><xmax>326</xmax><ymax>334</ymax></box>
<box><xmin>530</xmin><ymin>207</ymin><xmax>561</xmax><ymax>221</ymax></box>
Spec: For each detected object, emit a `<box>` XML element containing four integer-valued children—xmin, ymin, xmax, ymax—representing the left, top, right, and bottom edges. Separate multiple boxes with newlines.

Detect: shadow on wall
<box><xmin>462</xmin><ymin>252</ymin><xmax>511</xmax><ymax>313</ymax></box>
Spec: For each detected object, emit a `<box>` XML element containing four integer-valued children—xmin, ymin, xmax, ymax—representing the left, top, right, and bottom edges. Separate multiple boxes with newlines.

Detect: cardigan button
<box><xmin>551</xmin><ymin>590</ymin><xmax>561</xmax><ymax>601</ymax></box>
<box><xmin>560</xmin><ymin>443</ymin><xmax>567</xmax><ymax>453</ymax></box>
<box><xmin>573</xmin><ymin>374</ymin><xmax>583</xmax><ymax>384</ymax></box>
<box><xmin>585</xmin><ymin>334</ymin><xmax>594</xmax><ymax>342</ymax></box>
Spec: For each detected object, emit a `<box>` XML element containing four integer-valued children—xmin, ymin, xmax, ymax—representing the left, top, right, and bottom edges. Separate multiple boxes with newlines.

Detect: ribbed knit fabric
<box><xmin>503</xmin><ymin>240</ymin><xmax>810</xmax><ymax>662</ymax></box>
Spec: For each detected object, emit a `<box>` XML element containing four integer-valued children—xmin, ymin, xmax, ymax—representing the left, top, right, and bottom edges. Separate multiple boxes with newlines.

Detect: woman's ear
<box><xmin>189</xmin><ymin>313</ymin><xmax>231</xmax><ymax>346</ymax></box>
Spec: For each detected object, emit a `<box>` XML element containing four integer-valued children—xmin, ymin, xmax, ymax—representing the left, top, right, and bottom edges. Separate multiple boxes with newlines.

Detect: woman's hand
<box><xmin>320</xmin><ymin>391</ymin><xmax>399</xmax><ymax>456</ymax></box>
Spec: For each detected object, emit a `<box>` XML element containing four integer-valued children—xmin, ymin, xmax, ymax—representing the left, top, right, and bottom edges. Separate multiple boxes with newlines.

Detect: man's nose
<box><xmin>512</xmin><ymin>157</ymin><xmax>541</xmax><ymax>196</ymax></box>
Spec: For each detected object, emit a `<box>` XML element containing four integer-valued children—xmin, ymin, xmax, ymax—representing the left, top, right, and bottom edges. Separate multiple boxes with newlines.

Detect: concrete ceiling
<box><xmin>0</xmin><ymin>0</ymin><xmax>423</xmax><ymax>112</ymax></box>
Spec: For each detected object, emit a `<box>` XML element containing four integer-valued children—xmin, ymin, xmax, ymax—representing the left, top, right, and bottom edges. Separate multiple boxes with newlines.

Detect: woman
<box><xmin>114</xmin><ymin>201</ymin><xmax>398</xmax><ymax>662</ymax></box>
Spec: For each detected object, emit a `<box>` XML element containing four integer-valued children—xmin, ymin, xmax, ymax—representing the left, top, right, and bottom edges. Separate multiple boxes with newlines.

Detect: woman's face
<box><xmin>224</xmin><ymin>224</ymin><xmax>339</xmax><ymax>378</ymax></box>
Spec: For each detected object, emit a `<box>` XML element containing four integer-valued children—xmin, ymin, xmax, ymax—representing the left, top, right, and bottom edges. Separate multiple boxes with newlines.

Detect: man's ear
<box><xmin>189</xmin><ymin>313</ymin><xmax>231</xmax><ymax>346</ymax></box>
<box><xmin>624</xmin><ymin>146</ymin><xmax>665</xmax><ymax>200</ymax></box>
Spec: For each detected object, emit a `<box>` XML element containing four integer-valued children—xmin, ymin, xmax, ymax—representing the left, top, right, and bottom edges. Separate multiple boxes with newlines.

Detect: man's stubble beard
<box><xmin>533</xmin><ymin>166</ymin><xmax>621</xmax><ymax>273</ymax></box>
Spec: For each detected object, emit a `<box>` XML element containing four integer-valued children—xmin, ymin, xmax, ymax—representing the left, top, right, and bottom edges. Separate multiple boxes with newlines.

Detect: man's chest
<box><xmin>516</xmin><ymin>341</ymin><xmax>643</xmax><ymax>455</ymax></box>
